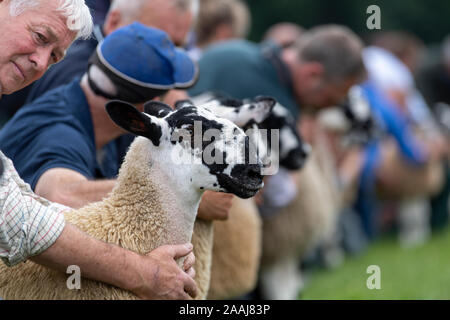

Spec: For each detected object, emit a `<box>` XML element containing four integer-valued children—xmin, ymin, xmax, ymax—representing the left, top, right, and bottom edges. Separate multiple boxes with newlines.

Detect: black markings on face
<box><xmin>144</xmin><ymin>101</ymin><xmax>172</xmax><ymax>118</ymax></box>
<box><xmin>165</xmin><ymin>104</ymin><xmax>231</xmax><ymax>181</ymax></box>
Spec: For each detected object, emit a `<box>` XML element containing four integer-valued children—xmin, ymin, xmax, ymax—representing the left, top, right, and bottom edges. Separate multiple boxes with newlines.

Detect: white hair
<box><xmin>9</xmin><ymin>0</ymin><xmax>93</xmax><ymax>40</ymax></box>
<box><xmin>109</xmin><ymin>0</ymin><xmax>199</xmax><ymax>23</ymax></box>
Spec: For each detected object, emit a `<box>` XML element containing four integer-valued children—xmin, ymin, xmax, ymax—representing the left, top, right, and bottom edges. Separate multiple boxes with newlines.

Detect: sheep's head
<box><xmin>190</xmin><ymin>93</ymin><xmax>310</xmax><ymax>173</ymax></box>
<box><xmin>106</xmin><ymin>100</ymin><xmax>264</xmax><ymax>199</ymax></box>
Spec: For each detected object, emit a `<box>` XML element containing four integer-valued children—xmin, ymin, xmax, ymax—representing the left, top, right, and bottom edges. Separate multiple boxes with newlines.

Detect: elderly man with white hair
<box><xmin>0</xmin><ymin>0</ymin><xmax>197</xmax><ymax>300</ymax></box>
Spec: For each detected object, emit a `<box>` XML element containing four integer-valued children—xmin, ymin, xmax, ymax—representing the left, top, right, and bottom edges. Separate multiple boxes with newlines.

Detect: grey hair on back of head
<box><xmin>9</xmin><ymin>0</ymin><xmax>93</xmax><ymax>40</ymax></box>
<box><xmin>294</xmin><ymin>24</ymin><xmax>366</xmax><ymax>82</ymax></box>
<box><xmin>109</xmin><ymin>0</ymin><xmax>199</xmax><ymax>23</ymax></box>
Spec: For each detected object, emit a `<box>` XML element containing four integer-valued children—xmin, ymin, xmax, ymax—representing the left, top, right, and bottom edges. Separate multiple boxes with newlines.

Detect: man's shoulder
<box><xmin>201</xmin><ymin>40</ymin><xmax>260</xmax><ymax>63</ymax></box>
<box><xmin>0</xmin><ymin>80</ymin><xmax>87</xmax><ymax>143</ymax></box>
<box><xmin>21</xmin><ymin>80</ymin><xmax>83</xmax><ymax>117</ymax></box>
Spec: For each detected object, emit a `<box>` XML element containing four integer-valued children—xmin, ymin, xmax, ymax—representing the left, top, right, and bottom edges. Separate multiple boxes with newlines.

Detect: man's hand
<box><xmin>197</xmin><ymin>191</ymin><xmax>233</xmax><ymax>221</ymax></box>
<box><xmin>32</xmin><ymin>224</ymin><xmax>197</xmax><ymax>300</ymax></box>
<box><xmin>129</xmin><ymin>244</ymin><xmax>198</xmax><ymax>300</ymax></box>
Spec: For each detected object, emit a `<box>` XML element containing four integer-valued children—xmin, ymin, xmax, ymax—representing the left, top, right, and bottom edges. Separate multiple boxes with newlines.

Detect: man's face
<box><xmin>294</xmin><ymin>64</ymin><xmax>358</xmax><ymax>110</ymax></box>
<box><xmin>137</xmin><ymin>0</ymin><xmax>193</xmax><ymax>47</ymax></box>
<box><xmin>302</xmin><ymin>78</ymin><xmax>357</xmax><ymax>109</ymax></box>
<box><xmin>0</xmin><ymin>0</ymin><xmax>76</xmax><ymax>95</ymax></box>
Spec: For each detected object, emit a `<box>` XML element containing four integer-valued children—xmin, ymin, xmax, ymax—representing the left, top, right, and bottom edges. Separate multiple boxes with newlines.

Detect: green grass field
<box><xmin>301</xmin><ymin>227</ymin><xmax>450</xmax><ymax>300</ymax></box>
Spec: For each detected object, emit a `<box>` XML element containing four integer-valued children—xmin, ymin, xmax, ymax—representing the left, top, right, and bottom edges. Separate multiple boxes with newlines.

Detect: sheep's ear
<box><xmin>106</xmin><ymin>100</ymin><xmax>163</xmax><ymax>146</ymax></box>
<box><xmin>174</xmin><ymin>99</ymin><xmax>194</xmax><ymax>110</ymax></box>
<box><xmin>234</xmin><ymin>96</ymin><xmax>276</xmax><ymax>127</ymax></box>
<box><xmin>143</xmin><ymin>100</ymin><xmax>173</xmax><ymax>118</ymax></box>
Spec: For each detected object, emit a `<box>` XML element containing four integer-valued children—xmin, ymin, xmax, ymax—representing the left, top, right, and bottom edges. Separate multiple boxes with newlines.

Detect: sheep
<box><xmin>189</xmin><ymin>94</ymin><xmax>310</xmax><ymax>299</ymax></box>
<box><xmin>181</xmin><ymin>95</ymin><xmax>279</xmax><ymax>299</ymax></box>
<box><xmin>0</xmin><ymin>99</ymin><xmax>265</xmax><ymax>300</ymax></box>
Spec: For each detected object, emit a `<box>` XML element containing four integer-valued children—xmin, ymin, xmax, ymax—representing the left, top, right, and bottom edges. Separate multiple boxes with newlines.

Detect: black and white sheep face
<box><xmin>324</xmin><ymin>85</ymin><xmax>379</xmax><ymax>147</ymax></box>
<box><xmin>190</xmin><ymin>93</ymin><xmax>310</xmax><ymax>173</ymax></box>
<box><xmin>106</xmin><ymin>100</ymin><xmax>264</xmax><ymax>199</ymax></box>
<box><xmin>182</xmin><ymin>95</ymin><xmax>275</xmax><ymax>173</ymax></box>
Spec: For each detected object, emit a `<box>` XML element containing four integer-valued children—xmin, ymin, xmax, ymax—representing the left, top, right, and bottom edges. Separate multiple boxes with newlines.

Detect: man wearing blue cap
<box><xmin>0</xmin><ymin>23</ymin><xmax>198</xmax><ymax>210</ymax></box>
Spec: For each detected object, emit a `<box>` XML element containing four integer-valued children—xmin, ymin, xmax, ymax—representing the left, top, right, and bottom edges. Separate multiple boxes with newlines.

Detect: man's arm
<box><xmin>197</xmin><ymin>190</ymin><xmax>234</xmax><ymax>221</ymax></box>
<box><xmin>35</xmin><ymin>167</ymin><xmax>116</xmax><ymax>209</ymax></box>
<box><xmin>32</xmin><ymin>166</ymin><xmax>237</xmax><ymax>221</ymax></box>
<box><xmin>31</xmin><ymin>223</ymin><xmax>198</xmax><ymax>299</ymax></box>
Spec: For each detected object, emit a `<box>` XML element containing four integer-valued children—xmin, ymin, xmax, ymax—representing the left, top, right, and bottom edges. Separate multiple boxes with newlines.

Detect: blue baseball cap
<box><xmin>88</xmin><ymin>22</ymin><xmax>198</xmax><ymax>103</ymax></box>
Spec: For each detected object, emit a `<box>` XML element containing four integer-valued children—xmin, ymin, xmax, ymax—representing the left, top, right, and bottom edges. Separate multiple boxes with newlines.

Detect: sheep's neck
<box><xmin>106</xmin><ymin>139</ymin><xmax>201</xmax><ymax>252</ymax></box>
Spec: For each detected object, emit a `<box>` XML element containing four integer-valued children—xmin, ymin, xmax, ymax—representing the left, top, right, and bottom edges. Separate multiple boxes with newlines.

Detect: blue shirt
<box><xmin>0</xmin><ymin>79</ymin><xmax>119</xmax><ymax>190</ymax></box>
<box><xmin>354</xmin><ymin>81</ymin><xmax>429</xmax><ymax>238</ymax></box>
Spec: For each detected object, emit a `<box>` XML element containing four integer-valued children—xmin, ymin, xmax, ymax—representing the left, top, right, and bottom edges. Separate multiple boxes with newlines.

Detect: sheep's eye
<box><xmin>184</xmin><ymin>124</ymin><xmax>195</xmax><ymax>135</ymax></box>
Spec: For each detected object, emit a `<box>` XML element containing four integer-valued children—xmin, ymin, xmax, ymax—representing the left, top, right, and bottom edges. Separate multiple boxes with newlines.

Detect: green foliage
<box><xmin>244</xmin><ymin>0</ymin><xmax>450</xmax><ymax>45</ymax></box>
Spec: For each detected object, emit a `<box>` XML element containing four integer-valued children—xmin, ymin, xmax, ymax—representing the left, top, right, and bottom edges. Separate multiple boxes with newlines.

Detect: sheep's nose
<box><xmin>246</xmin><ymin>164</ymin><xmax>263</xmax><ymax>180</ymax></box>
<box><xmin>231</xmin><ymin>163</ymin><xmax>263</xmax><ymax>181</ymax></box>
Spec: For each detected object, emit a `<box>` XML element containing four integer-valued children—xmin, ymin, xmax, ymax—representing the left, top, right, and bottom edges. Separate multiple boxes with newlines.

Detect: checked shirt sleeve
<box><xmin>0</xmin><ymin>152</ymin><xmax>71</xmax><ymax>267</ymax></box>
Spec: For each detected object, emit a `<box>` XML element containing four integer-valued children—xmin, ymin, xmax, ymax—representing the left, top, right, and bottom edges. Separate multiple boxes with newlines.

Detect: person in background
<box><xmin>189</xmin><ymin>24</ymin><xmax>366</xmax><ymax>119</ymax></box>
<box><xmin>189</xmin><ymin>24</ymin><xmax>367</xmax><ymax>298</ymax></box>
<box><xmin>188</xmin><ymin>0</ymin><xmax>251</xmax><ymax>61</ymax></box>
<box><xmin>263</xmin><ymin>22</ymin><xmax>304</xmax><ymax>49</ymax></box>
<box><xmin>361</xmin><ymin>31</ymin><xmax>448</xmax><ymax>245</ymax></box>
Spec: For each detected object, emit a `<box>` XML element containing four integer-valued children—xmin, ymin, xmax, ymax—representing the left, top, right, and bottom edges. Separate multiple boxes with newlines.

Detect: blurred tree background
<box><xmin>244</xmin><ymin>0</ymin><xmax>450</xmax><ymax>45</ymax></box>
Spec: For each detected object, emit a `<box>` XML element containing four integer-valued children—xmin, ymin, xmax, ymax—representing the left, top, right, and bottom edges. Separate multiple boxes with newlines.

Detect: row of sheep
<box><xmin>0</xmin><ymin>93</ymin><xmax>338</xmax><ymax>300</ymax></box>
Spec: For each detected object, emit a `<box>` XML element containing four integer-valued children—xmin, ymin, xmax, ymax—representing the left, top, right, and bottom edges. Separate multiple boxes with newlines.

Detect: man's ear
<box><xmin>106</xmin><ymin>100</ymin><xmax>163</xmax><ymax>146</ymax></box>
<box><xmin>103</xmin><ymin>10</ymin><xmax>122</xmax><ymax>35</ymax></box>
